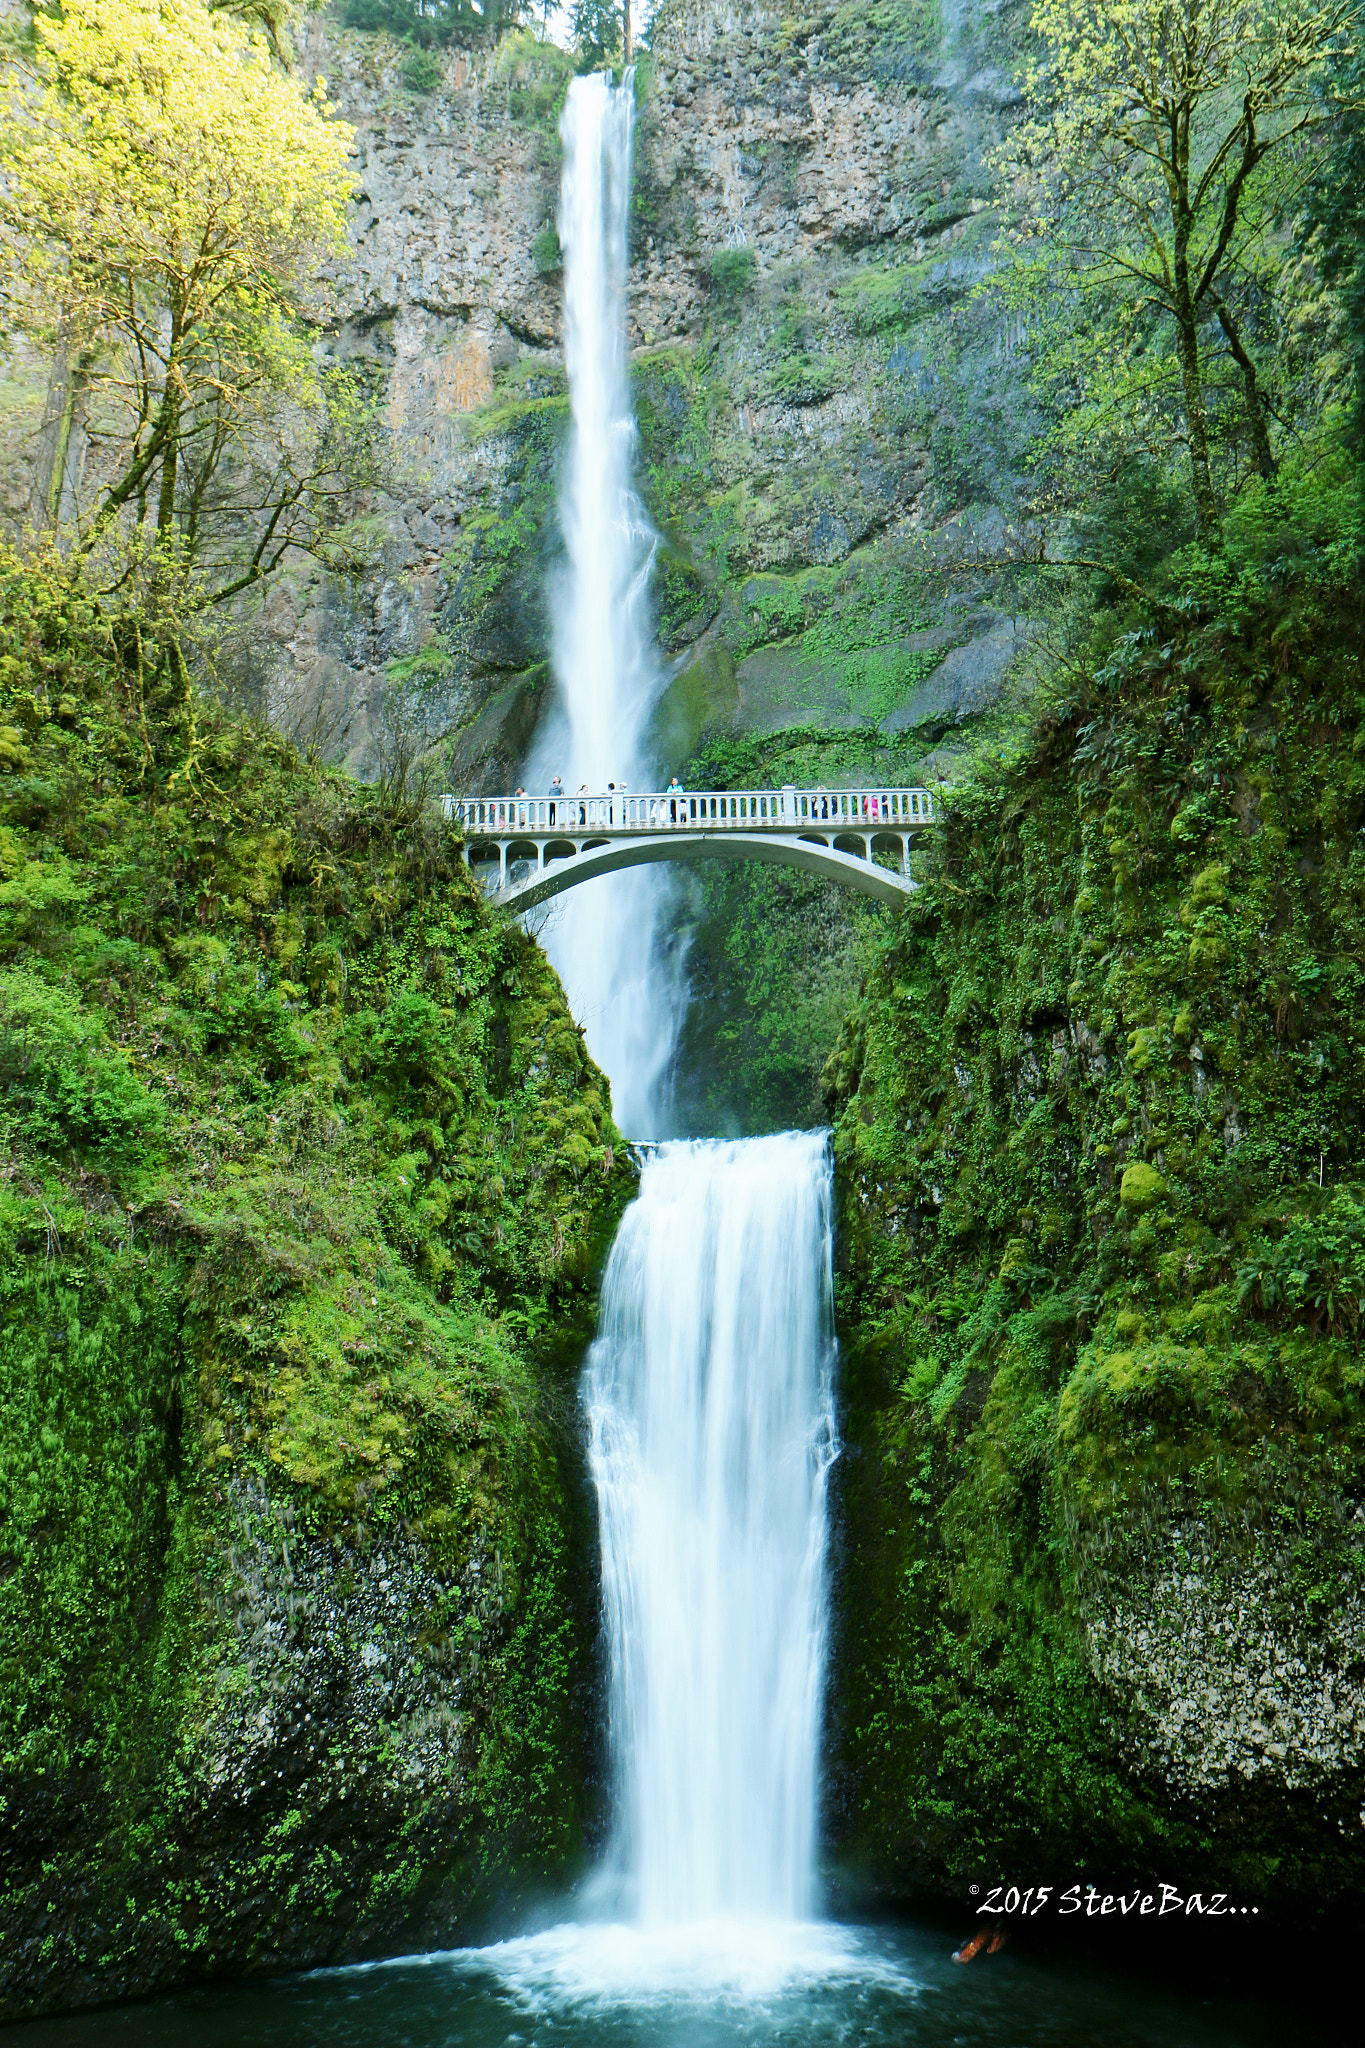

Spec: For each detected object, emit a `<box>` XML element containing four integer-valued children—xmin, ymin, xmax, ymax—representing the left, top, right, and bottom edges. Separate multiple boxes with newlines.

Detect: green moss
<box><xmin>1119</xmin><ymin>1161</ymin><xmax>1167</xmax><ymax>1212</ymax></box>
<box><xmin>826</xmin><ymin>469</ymin><xmax>1365</xmax><ymax>1910</ymax></box>
<box><xmin>823</xmin><ymin>0</ymin><xmax>944</xmax><ymax>83</ymax></box>
<box><xmin>672</xmin><ymin>862</ymin><xmax>889</xmax><ymax>1134</ymax></box>
<box><xmin>0</xmin><ymin>551</ymin><xmax>632</xmax><ymax>2015</ymax></box>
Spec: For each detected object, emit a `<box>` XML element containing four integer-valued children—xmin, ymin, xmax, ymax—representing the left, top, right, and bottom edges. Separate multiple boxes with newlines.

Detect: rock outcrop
<box><xmin>0</xmin><ymin>1</ymin><xmax>1036</xmax><ymax>819</ymax></box>
<box><xmin>263</xmin><ymin>1</ymin><xmax>1035</xmax><ymax>785</ymax></box>
<box><xmin>1085</xmin><ymin>1520</ymin><xmax>1365</xmax><ymax>1797</ymax></box>
<box><xmin>824</xmin><ymin>546</ymin><xmax>1365</xmax><ymax>1918</ymax></box>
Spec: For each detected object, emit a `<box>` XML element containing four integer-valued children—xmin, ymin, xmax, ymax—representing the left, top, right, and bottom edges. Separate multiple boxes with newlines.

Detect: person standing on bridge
<box><xmin>577</xmin><ymin>783</ymin><xmax>590</xmax><ymax>826</ymax></box>
<box><xmin>667</xmin><ymin>774</ymin><xmax>684</xmax><ymax>823</ymax></box>
<box><xmin>548</xmin><ymin>774</ymin><xmax>563</xmax><ymax>825</ymax></box>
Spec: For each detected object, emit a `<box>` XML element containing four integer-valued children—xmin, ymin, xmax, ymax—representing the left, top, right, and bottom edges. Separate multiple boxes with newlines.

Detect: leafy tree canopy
<box><xmin>340</xmin><ymin>0</ymin><xmax>532</xmax><ymax>47</ymax></box>
<box><xmin>570</xmin><ymin>1</ymin><xmax>623</xmax><ymax>69</ymax></box>
<box><xmin>1302</xmin><ymin>48</ymin><xmax>1365</xmax><ymax>449</ymax></box>
<box><xmin>0</xmin><ymin>0</ymin><xmax>371</xmax><ymax>613</ymax></box>
<box><xmin>1004</xmin><ymin>0</ymin><xmax>1363</xmax><ymax>543</ymax></box>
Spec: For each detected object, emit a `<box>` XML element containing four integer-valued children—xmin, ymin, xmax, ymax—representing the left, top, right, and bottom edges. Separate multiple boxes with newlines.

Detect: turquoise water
<box><xmin>6</xmin><ymin>1915</ymin><xmax>1308</xmax><ymax>2047</ymax></box>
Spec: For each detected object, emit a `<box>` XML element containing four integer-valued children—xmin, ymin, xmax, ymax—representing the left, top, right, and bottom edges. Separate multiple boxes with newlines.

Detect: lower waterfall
<box><xmin>584</xmin><ymin>1133</ymin><xmax>839</xmax><ymax>1925</ymax></box>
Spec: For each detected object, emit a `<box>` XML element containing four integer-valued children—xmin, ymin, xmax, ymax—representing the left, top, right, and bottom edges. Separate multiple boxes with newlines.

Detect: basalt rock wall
<box><xmin>260</xmin><ymin>0</ymin><xmax>1036</xmax><ymax>789</ymax></box>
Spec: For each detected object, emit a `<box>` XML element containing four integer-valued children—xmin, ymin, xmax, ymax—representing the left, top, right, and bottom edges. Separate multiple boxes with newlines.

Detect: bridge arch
<box><xmin>501</xmin><ymin>830</ymin><xmax>912</xmax><ymax>911</ymax></box>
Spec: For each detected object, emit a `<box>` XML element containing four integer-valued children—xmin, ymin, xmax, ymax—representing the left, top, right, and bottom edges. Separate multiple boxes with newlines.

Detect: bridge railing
<box><xmin>439</xmin><ymin>786</ymin><xmax>935</xmax><ymax>833</ymax></box>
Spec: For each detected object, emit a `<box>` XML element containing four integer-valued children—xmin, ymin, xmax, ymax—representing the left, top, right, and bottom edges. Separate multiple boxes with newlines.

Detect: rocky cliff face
<box><xmin>0</xmin><ymin>1</ymin><xmax>1040</xmax><ymax>1123</ymax></box>
<box><xmin>200</xmin><ymin>2</ymin><xmax>1041</xmax><ymax>1138</ymax></box>
<box><xmin>252</xmin><ymin>1</ymin><xmax>1034</xmax><ymax>787</ymax></box>
<box><xmin>1084</xmin><ymin>1520</ymin><xmax>1365</xmax><ymax>1798</ymax></box>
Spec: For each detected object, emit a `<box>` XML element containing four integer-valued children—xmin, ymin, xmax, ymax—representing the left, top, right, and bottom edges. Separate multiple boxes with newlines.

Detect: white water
<box><xmin>528</xmin><ymin>71</ymin><xmax>680</xmax><ymax>1137</ymax></box>
<box><xmin>584</xmin><ymin>1133</ymin><xmax>839</xmax><ymax>1926</ymax></box>
<box><xmin>495</xmin><ymin>75</ymin><xmax>846</xmax><ymax>2011</ymax></box>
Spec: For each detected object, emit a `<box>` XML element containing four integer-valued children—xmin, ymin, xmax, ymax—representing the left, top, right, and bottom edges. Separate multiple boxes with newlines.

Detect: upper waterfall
<box><xmin>528</xmin><ymin>71</ymin><xmax>682</xmax><ymax>1138</ymax></box>
<box><xmin>553</xmin><ymin>71</ymin><xmax>658</xmax><ymax>780</ymax></box>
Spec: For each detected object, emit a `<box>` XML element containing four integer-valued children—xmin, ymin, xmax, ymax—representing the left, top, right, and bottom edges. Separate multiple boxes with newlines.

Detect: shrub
<box><xmin>532</xmin><ymin>224</ymin><xmax>562</xmax><ymax>276</ymax></box>
<box><xmin>709</xmin><ymin>246</ymin><xmax>757</xmax><ymax>308</ymax></box>
<box><xmin>399</xmin><ymin>47</ymin><xmax>444</xmax><ymax>94</ymax></box>
<box><xmin>0</xmin><ymin>968</ymin><xmax>163</xmax><ymax>1160</ymax></box>
<box><xmin>1238</xmin><ymin>1189</ymin><xmax>1365</xmax><ymax>1348</ymax></box>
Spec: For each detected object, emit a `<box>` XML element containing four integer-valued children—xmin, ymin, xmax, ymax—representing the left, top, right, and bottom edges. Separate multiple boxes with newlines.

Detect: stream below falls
<box><xmin>7</xmin><ymin>1919</ymin><xmax>1309</xmax><ymax>2047</ymax></box>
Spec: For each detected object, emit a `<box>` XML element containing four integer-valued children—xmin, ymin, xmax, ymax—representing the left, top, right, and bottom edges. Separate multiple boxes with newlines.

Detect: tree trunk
<box><xmin>31</xmin><ymin>343</ymin><xmax>73</xmax><ymax>528</ymax></box>
<box><xmin>623</xmin><ymin>1</ymin><xmax>631</xmax><ymax>62</ymax></box>
<box><xmin>155</xmin><ymin>344</ymin><xmax>183</xmax><ymax>543</ymax></box>
<box><xmin>1172</xmin><ymin>236</ymin><xmax>1220</xmax><ymax>546</ymax></box>
<box><xmin>1214</xmin><ymin>298</ymin><xmax>1276</xmax><ymax>482</ymax></box>
<box><xmin>155</xmin><ymin>414</ymin><xmax>179</xmax><ymax>541</ymax></box>
<box><xmin>1163</xmin><ymin>98</ymin><xmax>1221</xmax><ymax>548</ymax></box>
<box><xmin>31</xmin><ymin>336</ymin><xmax>92</xmax><ymax>530</ymax></box>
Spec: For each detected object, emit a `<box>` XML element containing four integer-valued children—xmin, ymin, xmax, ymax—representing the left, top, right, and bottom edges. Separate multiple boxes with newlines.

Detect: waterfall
<box><xmin>497</xmin><ymin>72</ymin><xmax>843</xmax><ymax>1995</ymax></box>
<box><xmin>584</xmin><ymin>1132</ymin><xmax>839</xmax><ymax>1924</ymax></box>
<box><xmin>528</xmin><ymin>71</ymin><xmax>680</xmax><ymax>1138</ymax></box>
<box><xmin>552</xmin><ymin>72</ymin><xmax>655</xmax><ymax>783</ymax></box>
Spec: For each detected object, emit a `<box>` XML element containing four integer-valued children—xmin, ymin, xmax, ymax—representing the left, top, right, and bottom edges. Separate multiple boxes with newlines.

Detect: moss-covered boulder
<box><xmin>0</xmin><ymin>559</ymin><xmax>632</xmax><ymax>2020</ymax></box>
<box><xmin>824</xmin><ymin>496</ymin><xmax>1365</xmax><ymax>1924</ymax></box>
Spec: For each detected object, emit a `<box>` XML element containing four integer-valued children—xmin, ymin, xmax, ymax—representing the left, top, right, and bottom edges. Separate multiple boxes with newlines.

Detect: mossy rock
<box><xmin>1119</xmin><ymin>1161</ymin><xmax>1168</xmax><ymax>1212</ymax></box>
<box><xmin>0</xmin><ymin>549</ymin><xmax>635</xmax><ymax>2019</ymax></box>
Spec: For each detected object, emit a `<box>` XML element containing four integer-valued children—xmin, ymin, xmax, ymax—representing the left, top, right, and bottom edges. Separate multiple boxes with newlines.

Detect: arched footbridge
<box><xmin>439</xmin><ymin>785</ymin><xmax>935</xmax><ymax>910</ymax></box>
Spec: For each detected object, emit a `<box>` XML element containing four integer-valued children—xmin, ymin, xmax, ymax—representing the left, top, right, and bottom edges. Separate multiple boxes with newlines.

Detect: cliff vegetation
<box><xmin>2</xmin><ymin>0</ymin><xmax>1365</xmax><ymax>2011</ymax></box>
<box><xmin>826</xmin><ymin>450</ymin><xmax>1365</xmax><ymax>1913</ymax></box>
<box><xmin>0</xmin><ymin>547</ymin><xmax>629</xmax><ymax>2016</ymax></box>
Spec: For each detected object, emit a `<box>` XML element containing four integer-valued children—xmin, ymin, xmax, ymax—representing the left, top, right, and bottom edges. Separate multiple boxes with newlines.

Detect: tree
<box><xmin>1011</xmin><ymin>0</ymin><xmax>1362</xmax><ymax>543</ymax></box>
<box><xmin>1302</xmin><ymin>49</ymin><xmax>1365</xmax><ymax>448</ymax></box>
<box><xmin>0</xmin><ymin>0</ymin><xmax>368</xmax><ymax>609</ymax></box>
<box><xmin>570</xmin><ymin>1</ymin><xmax>623</xmax><ymax>70</ymax></box>
<box><xmin>340</xmin><ymin>0</ymin><xmax>531</xmax><ymax>46</ymax></box>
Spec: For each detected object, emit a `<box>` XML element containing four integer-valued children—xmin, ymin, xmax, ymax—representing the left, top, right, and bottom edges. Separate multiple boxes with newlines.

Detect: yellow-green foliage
<box><xmin>0</xmin><ymin>0</ymin><xmax>354</xmax><ymax>556</ymax></box>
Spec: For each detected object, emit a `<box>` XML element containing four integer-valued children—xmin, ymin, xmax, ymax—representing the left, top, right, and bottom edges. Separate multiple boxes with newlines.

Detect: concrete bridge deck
<box><xmin>440</xmin><ymin>785</ymin><xmax>935</xmax><ymax>910</ymax></box>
